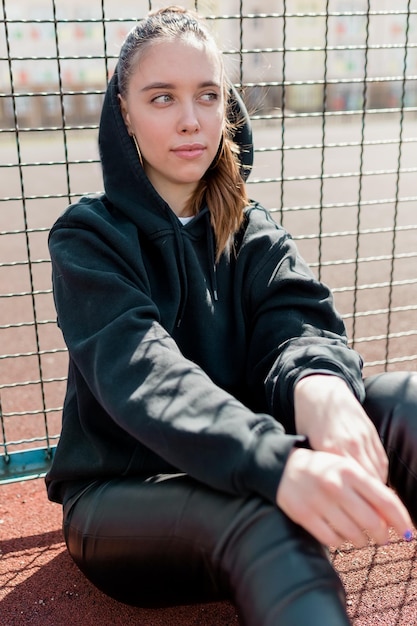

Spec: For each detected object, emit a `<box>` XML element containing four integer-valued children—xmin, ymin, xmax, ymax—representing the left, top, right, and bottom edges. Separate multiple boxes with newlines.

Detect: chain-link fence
<box><xmin>1</xmin><ymin>0</ymin><xmax>417</xmax><ymax>482</ymax></box>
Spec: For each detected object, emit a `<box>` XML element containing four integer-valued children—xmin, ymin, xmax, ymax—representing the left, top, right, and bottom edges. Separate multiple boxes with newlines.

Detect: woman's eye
<box><xmin>201</xmin><ymin>92</ymin><xmax>218</xmax><ymax>102</ymax></box>
<box><xmin>152</xmin><ymin>94</ymin><xmax>172</xmax><ymax>104</ymax></box>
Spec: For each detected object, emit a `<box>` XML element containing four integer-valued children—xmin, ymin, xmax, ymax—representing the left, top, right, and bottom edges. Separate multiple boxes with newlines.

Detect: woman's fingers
<box><xmin>332</xmin><ymin>487</ymin><xmax>390</xmax><ymax>547</ymax></box>
<box><xmin>322</xmin><ymin>455</ymin><xmax>411</xmax><ymax>545</ymax></box>
<box><xmin>277</xmin><ymin>447</ymin><xmax>412</xmax><ymax>548</ymax></box>
<box><xmin>299</xmin><ymin>484</ymin><xmax>389</xmax><ymax>548</ymax></box>
<box><xmin>326</xmin><ymin>474</ymin><xmax>410</xmax><ymax>547</ymax></box>
<box><xmin>305</xmin><ymin>515</ymin><xmax>348</xmax><ymax>548</ymax></box>
<box><xmin>353</xmin><ymin>470</ymin><xmax>412</xmax><ymax>542</ymax></box>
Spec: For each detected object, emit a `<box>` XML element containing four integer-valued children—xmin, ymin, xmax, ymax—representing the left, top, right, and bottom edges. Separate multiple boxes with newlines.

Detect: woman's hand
<box><xmin>294</xmin><ymin>374</ymin><xmax>388</xmax><ymax>483</ymax></box>
<box><xmin>276</xmin><ymin>447</ymin><xmax>412</xmax><ymax>548</ymax></box>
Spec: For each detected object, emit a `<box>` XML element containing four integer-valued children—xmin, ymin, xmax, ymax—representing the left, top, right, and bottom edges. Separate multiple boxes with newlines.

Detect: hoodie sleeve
<box><xmin>49</xmin><ymin>199</ymin><xmax>308</xmax><ymax>505</ymax></box>
<box><xmin>240</xmin><ymin>204</ymin><xmax>365</xmax><ymax>433</ymax></box>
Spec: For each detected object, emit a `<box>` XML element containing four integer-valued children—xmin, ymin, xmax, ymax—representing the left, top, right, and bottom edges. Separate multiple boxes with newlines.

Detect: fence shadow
<box><xmin>331</xmin><ymin>535</ymin><xmax>417</xmax><ymax>626</ymax></box>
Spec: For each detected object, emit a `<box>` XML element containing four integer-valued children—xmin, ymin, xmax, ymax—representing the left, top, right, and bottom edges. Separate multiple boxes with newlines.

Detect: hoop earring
<box><xmin>131</xmin><ymin>134</ymin><xmax>144</xmax><ymax>168</ymax></box>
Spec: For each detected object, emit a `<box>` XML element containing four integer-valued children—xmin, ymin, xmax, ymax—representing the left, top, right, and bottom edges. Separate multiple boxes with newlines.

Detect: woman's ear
<box><xmin>118</xmin><ymin>94</ymin><xmax>132</xmax><ymax>134</ymax></box>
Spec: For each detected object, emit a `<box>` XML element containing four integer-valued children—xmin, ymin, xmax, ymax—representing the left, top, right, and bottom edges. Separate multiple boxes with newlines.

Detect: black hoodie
<box><xmin>46</xmin><ymin>69</ymin><xmax>365</xmax><ymax>505</ymax></box>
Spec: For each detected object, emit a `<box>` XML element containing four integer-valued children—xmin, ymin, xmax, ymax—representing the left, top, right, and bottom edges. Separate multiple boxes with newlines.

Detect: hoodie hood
<box><xmin>98</xmin><ymin>66</ymin><xmax>171</xmax><ymax>230</ymax></box>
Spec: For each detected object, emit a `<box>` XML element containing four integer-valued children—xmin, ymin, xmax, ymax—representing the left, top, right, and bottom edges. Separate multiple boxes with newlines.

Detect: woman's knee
<box><xmin>364</xmin><ymin>371</ymin><xmax>417</xmax><ymax>444</ymax></box>
<box><xmin>364</xmin><ymin>372</ymin><xmax>417</xmax><ymax>424</ymax></box>
<box><xmin>217</xmin><ymin>497</ymin><xmax>349</xmax><ymax>625</ymax></box>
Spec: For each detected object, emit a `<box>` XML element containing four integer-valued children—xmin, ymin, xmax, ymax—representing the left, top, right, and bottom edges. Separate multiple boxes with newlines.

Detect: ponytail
<box><xmin>185</xmin><ymin>127</ymin><xmax>249</xmax><ymax>262</ymax></box>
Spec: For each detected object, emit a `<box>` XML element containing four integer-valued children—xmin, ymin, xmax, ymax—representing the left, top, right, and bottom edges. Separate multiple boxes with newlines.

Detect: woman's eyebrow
<box><xmin>141</xmin><ymin>80</ymin><xmax>221</xmax><ymax>92</ymax></box>
<box><xmin>141</xmin><ymin>82</ymin><xmax>174</xmax><ymax>92</ymax></box>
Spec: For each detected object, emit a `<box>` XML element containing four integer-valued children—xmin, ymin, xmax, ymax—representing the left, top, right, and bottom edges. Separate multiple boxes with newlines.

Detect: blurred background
<box><xmin>1</xmin><ymin>0</ymin><xmax>417</xmax><ymax>482</ymax></box>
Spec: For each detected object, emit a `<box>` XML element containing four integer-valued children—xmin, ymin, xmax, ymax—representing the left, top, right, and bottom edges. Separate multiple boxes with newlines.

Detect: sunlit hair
<box><xmin>118</xmin><ymin>5</ymin><xmax>249</xmax><ymax>261</ymax></box>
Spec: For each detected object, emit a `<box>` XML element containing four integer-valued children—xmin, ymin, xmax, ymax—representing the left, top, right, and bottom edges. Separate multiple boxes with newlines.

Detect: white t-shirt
<box><xmin>178</xmin><ymin>216</ymin><xmax>194</xmax><ymax>225</ymax></box>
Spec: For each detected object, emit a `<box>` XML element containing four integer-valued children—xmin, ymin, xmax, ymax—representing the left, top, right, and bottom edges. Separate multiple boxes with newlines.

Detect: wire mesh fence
<box><xmin>1</xmin><ymin>0</ymin><xmax>417</xmax><ymax>482</ymax></box>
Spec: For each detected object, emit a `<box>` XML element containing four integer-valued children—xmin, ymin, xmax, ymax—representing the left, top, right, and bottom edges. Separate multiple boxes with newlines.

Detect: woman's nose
<box><xmin>178</xmin><ymin>103</ymin><xmax>200</xmax><ymax>133</ymax></box>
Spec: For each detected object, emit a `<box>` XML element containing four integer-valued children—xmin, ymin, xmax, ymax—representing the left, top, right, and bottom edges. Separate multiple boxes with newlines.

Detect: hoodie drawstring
<box><xmin>205</xmin><ymin>213</ymin><xmax>219</xmax><ymax>303</ymax></box>
<box><xmin>171</xmin><ymin>210</ymin><xmax>219</xmax><ymax>328</ymax></box>
<box><xmin>169</xmin><ymin>215</ymin><xmax>189</xmax><ymax>328</ymax></box>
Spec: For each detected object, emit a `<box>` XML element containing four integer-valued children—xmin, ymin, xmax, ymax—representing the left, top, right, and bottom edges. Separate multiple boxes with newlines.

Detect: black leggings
<box><xmin>62</xmin><ymin>372</ymin><xmax>417</xmax><ymax>626</ymax></box>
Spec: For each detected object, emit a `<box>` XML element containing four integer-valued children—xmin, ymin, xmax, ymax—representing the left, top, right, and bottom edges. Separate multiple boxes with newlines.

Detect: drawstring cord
<box><xmin>171</xmin><ymin>209</ymin><xmax>219</xmax><ymax>327</ymax></box>
<box><xmin>170</xmin><ymin>215</ymin><xmax>189</xmax><ymax>328</ymax></box>
<box><xmin>206</xmin><ymin>213</ymin><xmax>219</xmax><ymax>302</ymax></box>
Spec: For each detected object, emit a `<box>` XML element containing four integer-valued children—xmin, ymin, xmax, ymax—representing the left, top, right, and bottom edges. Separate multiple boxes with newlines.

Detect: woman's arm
<box><xmin>239</xmin><ymin>205</ymin><xmax>365</xmax><ymax>432</ymax></box>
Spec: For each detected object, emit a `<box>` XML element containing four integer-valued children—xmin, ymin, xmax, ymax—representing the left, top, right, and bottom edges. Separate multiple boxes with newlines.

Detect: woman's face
<box><xmin>119</xmin><ymin>37</ymin><xmax>225</xmax><ymax>213</ymax></box>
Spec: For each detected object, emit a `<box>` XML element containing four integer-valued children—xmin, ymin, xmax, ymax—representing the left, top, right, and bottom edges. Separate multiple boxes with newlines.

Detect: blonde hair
<box><xmin>118</xmin><ymin>6</ymin><xmax>249</xmax><ymax>261</ymax></box>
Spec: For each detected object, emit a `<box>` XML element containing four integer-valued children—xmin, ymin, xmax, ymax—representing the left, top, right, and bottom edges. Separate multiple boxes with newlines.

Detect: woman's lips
<box><xmin>172</xmin><ymin>143</ymin><xmax>206</xmax><ymax>159</ymax></box>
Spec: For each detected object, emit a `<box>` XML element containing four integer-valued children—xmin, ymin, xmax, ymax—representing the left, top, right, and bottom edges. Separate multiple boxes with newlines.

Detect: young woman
<box><xmin>46</xmin><ymin>7</ymin><xmax>417</xmax><ymax>625</ymax></box>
